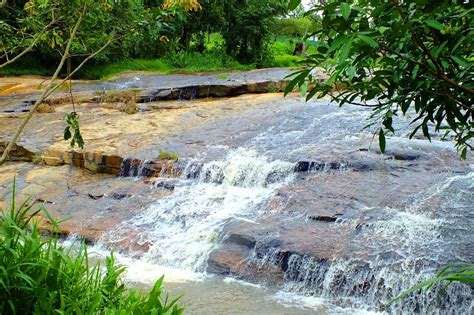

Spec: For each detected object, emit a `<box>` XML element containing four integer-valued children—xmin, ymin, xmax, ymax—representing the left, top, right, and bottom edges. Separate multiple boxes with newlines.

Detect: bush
<box><xmin>159</xmin><ymin>151</ymin><xmax>179</xmax><ymax>160</ymax></box>
<box><xmin>268</xmin><ymin>54</ymin><xmax>302</xmax><ymax>68</ymax></box>
<box><xmin>0</xmin><ymin>184</ymin><xmax>184</xmax><ymax>314</ymax></box>
<box><xmin>79</xmin><ymin>59</ymin><xmax>170</xmax><ymax>80</ymax></box>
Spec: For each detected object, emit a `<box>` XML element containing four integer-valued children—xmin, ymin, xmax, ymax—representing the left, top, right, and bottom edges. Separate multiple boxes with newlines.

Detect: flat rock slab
<box><xmin>0</xmin><ymin>163</ymin><xmax>171</xmax><ymax>246</ymax></box>
<box><xmin>0</xmin><ymin>68</ymin><xmax>309</xmax><ymax>111</ymax></box>
<box><xmin>0</xmin><ymin>74</ymin><xmax>472</xmax><ymax>313</ymax></box>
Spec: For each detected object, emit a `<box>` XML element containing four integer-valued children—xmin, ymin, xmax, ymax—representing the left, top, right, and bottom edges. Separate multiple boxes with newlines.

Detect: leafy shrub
<box><xmin>272</xmin><ymin>40</ymin><xmax>295</xmax><ymax>56</ymax></box>
<box><xmin>0</xmin><ymin>184</ymin><xmax>184</xmax><ymax>314</ymax></box>
<box><xmin>79</xmin><ymin>59</ymin><xmax>170</xmax><ymax>80</ymax></box>
<box><xmin>271</xmin><ymin>17</ymin><xmax>318</xmax><ymax>39</ymax></box>
<box><xmin>266</xmin><ymin>54</ymin><xmax>302</xmax><ymax>68</ymax></box>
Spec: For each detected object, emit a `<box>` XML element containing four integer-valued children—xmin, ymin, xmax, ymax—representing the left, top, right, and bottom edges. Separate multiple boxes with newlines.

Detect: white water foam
<box><xmin>103</xmin><ymin>149</ymin><xmax>296</xmax><ymax>272</ymax></box>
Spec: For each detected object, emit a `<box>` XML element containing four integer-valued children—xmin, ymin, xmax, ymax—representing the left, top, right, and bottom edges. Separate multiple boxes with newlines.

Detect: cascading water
<box><xmin>96</xmin><ymin>96</ymin><xmax>472</xmax><ymax>314</ymax></box>
<box><xmin>252</xmin><ymin>172</ymin><xmax>474</xmax><ymax>313</ymax></box>
<box><xmin>102</xmin><ymin>149</ymin><xmax>296</xmax><ymax>271</ymax></box>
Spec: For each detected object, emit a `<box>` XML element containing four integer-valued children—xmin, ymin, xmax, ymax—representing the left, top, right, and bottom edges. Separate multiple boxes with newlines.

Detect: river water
<box><xmin>77</xmin><ymin>93</ymin><xmax>474</xmax><ymax>314</ymax></box>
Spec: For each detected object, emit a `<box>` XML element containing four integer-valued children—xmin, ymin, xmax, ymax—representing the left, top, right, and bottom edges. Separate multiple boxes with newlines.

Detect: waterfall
<box><xmin>102</xmin><ymin>149</ymin><xmax>296</xmax><ymax>271</ymax></box>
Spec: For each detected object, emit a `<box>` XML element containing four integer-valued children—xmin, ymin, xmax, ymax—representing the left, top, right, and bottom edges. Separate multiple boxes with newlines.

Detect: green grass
<box><xmin>73</xmin><ymin>52</ymin><xmax>254</xmax><ymax>80</ymax></box>
<box><xmin>0</xmin><ymin>35</ymin><xmax>308</xmax><ymax>80</ymax></box>
<box><xmin>0</xmin><ymin>182</ymin><xmax>184</xmax><ymax>314</ymax></box>
<box><xmin>79</xmin><ymin>59</ymin><xmax>171</xmax><ymax>80</ymax></box>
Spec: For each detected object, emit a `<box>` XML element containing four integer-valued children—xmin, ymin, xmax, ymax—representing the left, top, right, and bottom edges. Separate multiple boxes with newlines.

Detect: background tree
<box><xmin>271</xmin><ymin>16</ymin><xmax>319</xmax><ymax>39</ymax></box>
<box><xmin>287</xmin><ymin>0</ymin><xmax>473</xmax><ymax>157</ymax></box>
<box><xmin>178</xmin><ymin>0</ymin><xmax>226</xmax><ymax>51</ymax></box>
<box><xmin>222</xmin><ymin>0</ymin><xmax>288</xmax><ymax>65</ymax></box>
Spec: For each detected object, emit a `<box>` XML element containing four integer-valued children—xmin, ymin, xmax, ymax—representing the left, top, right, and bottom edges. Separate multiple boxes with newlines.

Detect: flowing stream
<box><xmin>83</xmin><ymin>95</ymin><xmax>472</xmax><ymax>314</ymax></box>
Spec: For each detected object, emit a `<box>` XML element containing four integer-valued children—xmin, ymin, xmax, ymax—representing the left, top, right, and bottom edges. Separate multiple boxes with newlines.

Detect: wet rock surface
<box><xmin>0</xmin><ymin>163</ymin><xmax>173</xmax><ymax>243</ymax></box>
<box><xmin>0</xmin><ymin>70</ymin><xmax>472</xmax><ymax>313</ymax></box>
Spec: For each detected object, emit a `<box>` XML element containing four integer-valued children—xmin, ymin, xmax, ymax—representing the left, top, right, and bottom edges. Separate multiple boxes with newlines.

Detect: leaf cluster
<box><xmin>64</xmin><ymin>111</ymin><xmax>84</xmax><ymax>149</ymax></box>
<box><xmin>286</xmin><ymin>0</ymin><xmax>473</xmax><ymax>157</ymax></box>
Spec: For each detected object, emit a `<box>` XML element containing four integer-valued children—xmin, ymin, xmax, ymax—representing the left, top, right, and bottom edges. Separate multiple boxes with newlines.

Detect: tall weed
<box><xmin>0</xmin><ymin>182</ymin><xmax>184</xmax><ymax>314</ymax></box>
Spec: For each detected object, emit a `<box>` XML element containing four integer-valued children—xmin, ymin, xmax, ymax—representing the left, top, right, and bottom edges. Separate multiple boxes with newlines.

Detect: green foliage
<box><xmin>159</xmin><ymin>151</ymin><xmax>179</xmax><ymax>160</ymax></box>
<box><xmin>390</xmin><ymin>263</ymin><xmax>474</xmax><ymax>305</ymax></box>
<box><xmin>166</xmin><ymin>51</ymin><xmax>251</xmax><ymax>72</ymax></box>
<box><xmin>81</xmin><ymin>50</ymin><xmax>253</xmax><ymax>80</ymax></box>
<box><xmin>271</xmin><ymin>17</ymin><xmax>318</xmax><ymax>39</ymax></box>
<box><xmin>64</xmin><ymin>111</ymin><xmax>84</xmax><ymax>149</ymax></box>
<box><xmin>221</xmin><ymin>0</ymin><xmax>288</xmax><ymax>65</ymax></box>
<box><xmin>0</xmin><ymin>0</ymin><xmax>196</xmax><ymax>68</ymax></box>
<box><xmin>267</xmin><ymin>53</ymin><xmax>303</xmax><ymax>68</ymax></box>
<box><xmin>0</xmin><ymin>183</ymin><xmax>184</xmax><ymax>314</ymax></box>
<box><xmin>286</xmin><ymin>0</ymin><xmax>473</xmax><ymax>156</ymax></box>
<box><xmin>267</xmin><ymin>84</ymin><xmax>278</xmax><ymax>92</ymax></box>
<box><xmin>79</xmin><ymin>59</ymin><xmax>170</xmax><ymax>80</ymax></box>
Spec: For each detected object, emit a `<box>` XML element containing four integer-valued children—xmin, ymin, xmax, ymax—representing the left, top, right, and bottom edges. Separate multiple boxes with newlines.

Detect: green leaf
<box><xmin>339</xmin><ymin>39</ymin><xmax>352</xmax><ymax>63</ymax></box>
<box><xmin>451</xmin><ymin>56</ymin><xmax>470</xmax><ymax>68</ymax></box>
<box><xmin>328</xmin><ymin>35</ymin><xmax>347</xmax><ymax>53</ymax></box>
<box><xmin>425</xmin><ymin>19</ymin><xmax>444</xmax><ymax>30</ymax></box>
<box><xmin>284</xmin><ymin>70</ymin><xmax>310</xmax><ymax>96</ymax></box>
<box><xmin>411</xmin><ymin>65</ymin><xmax>420</xmax><ymax>80</ymax></box>
<box><xmin>461</xmin><ymin>146</ymin><xmax>467</xmax><ymax>160</ymax></box>
<box><xmin>299</xmin><ymin>82</ymin><xmax>308</xmax><ymax>96</ymax></box>
<box><xmin>378</xmin><ymin>26</ymin><xmax>390</xmax><ymax>34</ymax></box>
<box><xmin>422</xmin><ymin>123</ymin><xmax>431</xmax><ymax>141</ymax></box>
<box><xmin>379</xmin><ymin>129</ymin><xmax>386</xmax><ymax>153</ymax></box>
<box><xmin>358</xmin><ymin>34</ymin><xmax>378</xmax><ymax>48</ymax></box>
<box><xmin>288</xmin><ymin>0</ymin><xmax>301</xmax><ymax>11</ymax></box>
<box><xmin>347</xmin><ymin>66</ymin><xmax>356</xmax><ymax>80</ymax></box>
<box><xmin>64</xmin><ymin>127</ymin><xmax>71</xmax><ymax>140</ymax></box>
<box><xmin>341</xmin><ymin>3</ymin><xmax>351</xmax><ymax>20</ymax></box>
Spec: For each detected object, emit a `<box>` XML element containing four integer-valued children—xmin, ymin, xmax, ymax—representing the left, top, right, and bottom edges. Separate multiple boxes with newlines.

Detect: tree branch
<box><xmin>0</xmin><ymin>5</ymin><xmax>86</xmax><ymax>165</ymax></box>
<box><xmin>44</xmin><ymin>34</ymin><xmax>124</xmax><ymax>100</ymax></box>
<box><xmin>0</xmin><ymin>20</ymin><xmax>56</xmax><ymax>69</ymax></box>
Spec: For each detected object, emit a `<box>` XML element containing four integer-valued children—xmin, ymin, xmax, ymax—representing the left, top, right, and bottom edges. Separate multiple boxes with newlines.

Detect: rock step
<box><xmin>3</xmin><ymin>80</ymin><xmax>292</xmax><ymax>113</ymax></box>
<box><xmin>38</xmin><ymin>148</ymin><xmax>357</xmax><ymax>179</ymax></box>
<box><xmin>137</xmin><ymin>81</ymin><xmax>290</xmax><ymax>102</ymax></box>
<box><xmin>0</xmin><ymin>142</ymin><xmax>35</xmax><ymax>162</ymax></box>
<box><xmin>40</xmin><ymin>149</ymin><xmax>180</xmax><ymax>177</ymax></box>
